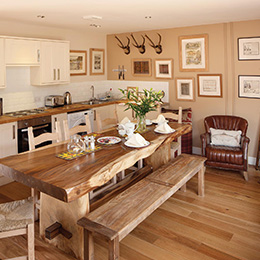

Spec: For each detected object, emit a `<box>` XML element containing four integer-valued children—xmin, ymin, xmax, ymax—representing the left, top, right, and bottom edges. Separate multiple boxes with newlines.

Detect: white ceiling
<box><xmin>0</xmin><ymin>0</ymin><xmax>260</xmax><ymax>34</ymax></box>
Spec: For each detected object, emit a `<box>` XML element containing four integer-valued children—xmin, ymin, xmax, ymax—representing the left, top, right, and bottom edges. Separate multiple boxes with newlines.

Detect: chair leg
<box><xmin>27</xmin><ymin>223</ymin><xmax>35</xmax><ymax>260</ymax></box>
<box><xmin>242</xmin><ymin>171</ymin><xmax>249</xmax><ymax>181</ymax></box>
<box><xmin>108</xmin><ymin>236</ymin><xmax>119</xmax><ymax>260</ymax></box>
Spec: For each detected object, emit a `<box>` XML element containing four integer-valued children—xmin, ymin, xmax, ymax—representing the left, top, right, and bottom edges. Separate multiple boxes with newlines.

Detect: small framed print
<box><xmin>179</xmin><ymin>34</ymin><xmax>208</xmax><ymax>72</ymax></box>
<box><xmin>197</xmin><ymin>74</ymin><xmax>222</xmax><ymax>97</ymax></box>
<box><xmin>132</xmin><ymin>58</ymin><xmax>152</xmax><ymax>77</ymax></box>
<box><xmin>239</xmin><ymin>75</ymin><xmax>260</xmax><ymax>99</ymax></box>
<box><xmin>90</xmin><ymin>48</ymin><xmax>105</xmax><ymax>75</ymax></box>
<box><xmin>175</xmin><ymin>78</ymin><xmax>195</xmax><ymax>101</ymax></box>
<box><xmin>238</xmin><ymin>37</ymin><xmax>260</xmax><ymax>60</ymax></box>
<box><xmin>155</xmin><ymin>59</ymin><xmax>173</xmax><ymax>79</ymax></box>
<box><xmin>70</xmin><ymin>50</ymin><xmax>87</xmax><ymax>76</ymax></box>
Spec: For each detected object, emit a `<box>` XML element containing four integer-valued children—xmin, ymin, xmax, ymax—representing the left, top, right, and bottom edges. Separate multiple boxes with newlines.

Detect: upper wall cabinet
<box><xmin>0</xmin><ymin>38</ymin><xmax>5</xmax><ymax>88</ymax></box>
<box><xmin>5</xmin><ymin>39</ymin><xmax>40</xmax><ymax>66</ymax></box>
<box><xmin>31</xmin><ymin>41</ymin><xmax>70</xmax><ymax>86</ymax></box>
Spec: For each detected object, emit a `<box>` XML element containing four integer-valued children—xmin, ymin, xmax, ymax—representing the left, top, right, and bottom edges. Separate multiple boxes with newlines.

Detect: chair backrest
<box><xmin>96</xmin><ymin>110</ymin><xmax>118</xmax><ymax>132</ymax></box>
<box><xmin>63</xmin><ymin>114</ymin><xmax>92</xmax><ymax>140</ymax></box>
<box><xmin>161</xmin><ymin>107</ymin><xmax>182</xmax><ymax>123</ymax></box>
<box><xmin>204</xmin><ymin>115</ymin><xmax>248</xmax><ymax>136</ymax></box>
<box><xmin>28</xmin><ymin>121</ymin><xmax>62</xmax><ymax>151</ymax></box>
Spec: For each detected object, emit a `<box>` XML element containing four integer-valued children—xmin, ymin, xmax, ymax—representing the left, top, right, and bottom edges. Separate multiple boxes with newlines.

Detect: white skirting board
<box><xmin>192</xmin><ymin>146</ymin><xmax>258</xmax><ymax>166</ymax></box>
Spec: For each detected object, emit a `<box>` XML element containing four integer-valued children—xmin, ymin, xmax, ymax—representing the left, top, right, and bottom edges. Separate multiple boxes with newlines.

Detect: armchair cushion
<box><xmin>210</xmin><ymin>128</ymin><xmax>242</xmax><ymax>147</ymax></box>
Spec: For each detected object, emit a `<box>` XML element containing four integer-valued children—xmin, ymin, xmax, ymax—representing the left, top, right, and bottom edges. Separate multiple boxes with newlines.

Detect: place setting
<box><xmin>153</xmin><ymin>114</ymin><xmax>176</xmax><ymax>134</ymax></box>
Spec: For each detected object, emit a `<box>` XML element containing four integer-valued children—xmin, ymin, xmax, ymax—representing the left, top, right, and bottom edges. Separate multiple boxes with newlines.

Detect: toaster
<box><xmin>45</xmin><ymin>95</ymin><xmax>65</xmax><ymax>107</ymax></box>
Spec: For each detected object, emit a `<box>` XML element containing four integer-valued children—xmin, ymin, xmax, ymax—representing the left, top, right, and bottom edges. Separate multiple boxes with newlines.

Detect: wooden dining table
<box><xmin>0</xmin><ymin>122</ymin><xmax>191</xmax><ymax>260</ymax></box>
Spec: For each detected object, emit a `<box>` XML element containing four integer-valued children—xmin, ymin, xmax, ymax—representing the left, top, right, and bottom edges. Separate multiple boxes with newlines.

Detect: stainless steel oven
<box><xmin>17</xmin><ymin>116</ymin><xmax>52</xmax><ymax>153</ymax></box>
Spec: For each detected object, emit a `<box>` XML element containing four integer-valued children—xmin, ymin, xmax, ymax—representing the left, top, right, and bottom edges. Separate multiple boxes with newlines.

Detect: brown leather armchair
<box><xmin>200</xmin><ymin>115</ymin><xmax>250</xmax><ymax>180</ymax></box>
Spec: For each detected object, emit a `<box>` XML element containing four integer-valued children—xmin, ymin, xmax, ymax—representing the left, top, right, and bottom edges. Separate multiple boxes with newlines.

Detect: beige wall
<box><xmin>0</xmin><ymin>19</ymin><xmax>107</xmax><ymax>81</ymax></box>
<box><xmin>107</xmin><ymin>20</ymin><xmax>260</xmax><ymax>160</ymax></box>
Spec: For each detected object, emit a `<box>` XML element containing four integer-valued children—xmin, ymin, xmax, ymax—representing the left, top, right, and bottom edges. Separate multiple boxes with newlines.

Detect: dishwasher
<box><xmin>67</xmin><ymin>109</ymin><xmax>94</xmax><ymax>133</ymax></box>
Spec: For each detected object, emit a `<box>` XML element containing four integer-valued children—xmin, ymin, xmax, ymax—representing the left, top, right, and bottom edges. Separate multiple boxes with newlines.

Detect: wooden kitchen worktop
<box><xmin>0</xmin><ymin>99</ymin><xmax>125</xmax><ymax>124</ymax></box>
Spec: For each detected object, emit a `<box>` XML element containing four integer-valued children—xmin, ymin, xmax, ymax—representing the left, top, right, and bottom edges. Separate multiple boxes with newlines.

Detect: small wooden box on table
<box><xmin>77</xmin><ymin>154</ymin><xmax>206</xmax><ymax>260</ymax></box>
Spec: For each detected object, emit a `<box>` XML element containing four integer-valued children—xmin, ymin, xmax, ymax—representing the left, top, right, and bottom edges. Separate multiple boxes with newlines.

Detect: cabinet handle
<box><xmin>54</xmin><ymin>69</ymin><xmax>56</xmax><ymax>80</ymax></box>
<box><xmin>37</xmin><ymin>49</ymin><xmax>40</xmax><ymax>62</ymax></box>
<box><xmin>54</xmin><ymin>117</ymin><xmax>57</xmax><ymax>130</ymax></box>
<box><xmin>12</xmin><ymin>125</ymin><xmax>15</xmax><ymax>140</ymax></box>
<box><xmin>94</xmin><ymin>110</ymin><xmax>96</xmax><ymax>121</ymax></box>
<box><xmin>58</xmin><ymin>69</ymin><xmax>60</xmax><ymax>80</ymax></box>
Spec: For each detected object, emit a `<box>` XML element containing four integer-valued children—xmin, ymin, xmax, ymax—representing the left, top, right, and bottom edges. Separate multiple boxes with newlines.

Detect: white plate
<box><xmin>146</xmin><ymin>122</ymin><xmax>153</xmax><ymax>126</ymax></box>
<box><xmin>124</xmin><ymin>141</ymin><xmax>150</xmax><ymax>148</ymax></box>
<box><xmin>154</xmin><ymin>129</ymin><xmax>175</xmax><ymax>134</ymax></box>
<box><xmin>97</xmin><ymin>136</ymin><xmax>121</xmax><ymax>145</ymax></box>
<box><xmin>152</xmin><ymin>119</ymin><xmax>169</xmax><ymax>124</ymax></box>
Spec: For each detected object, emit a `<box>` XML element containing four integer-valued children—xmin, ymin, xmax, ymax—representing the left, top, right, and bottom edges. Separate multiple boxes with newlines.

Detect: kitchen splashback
<box><xmin>1</xmin><ymin>67</ymin><xmax>169</xmax><ymax>113</ymax></box>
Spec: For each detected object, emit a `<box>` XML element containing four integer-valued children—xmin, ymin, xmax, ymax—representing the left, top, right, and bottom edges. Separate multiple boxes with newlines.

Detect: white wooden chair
<box><xmin>0</xmin><ymin>196</ymin><xmax>35</xmax><ymax>260</ymax></box>
<box><xmin>96</xmin><ymin>110</ymin><xmax>118</xmax><ymax>132</ymax></box>
<box><xmin>161</xmin><ymin>106</ymin><xmax>182</xmax><ymax>158</ymax></box>
<box><xmin>28</xmin><ymin>121</ymin><xmax>62</xmax><ymax>220</ymax></box>
<box><xmin>63</xmin><ymin>114</ymin><xmax>92</xmax><ymax>140</ymax></box>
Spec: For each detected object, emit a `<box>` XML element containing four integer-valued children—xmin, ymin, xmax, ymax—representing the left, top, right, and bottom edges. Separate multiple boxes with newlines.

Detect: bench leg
<box><xmin>198</xmin><ymin>165</ymin><xmax>205</xmax><ymax>197</ymax></box>
<box><xmin>108</xmin><ymin>236</ymin><xmax>119</xmax><ymax>260</ymax></box>
<box><xmin>84</xmin><ymin>230</ymin><xmax>95</xmax><ymax>260</ymax></box>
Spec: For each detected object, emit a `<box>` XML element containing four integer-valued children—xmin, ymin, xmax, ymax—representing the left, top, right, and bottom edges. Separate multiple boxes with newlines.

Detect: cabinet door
<box><xmin>116</xmin><ymin>103</ymin><xmax>134</xmax><ymax>122</ymax></box>
<box><xmin>0</xmin><ymin>122</ymin><xmax>17</xmax><ymax>158</ymax></box>
<box><xmin>51</xmin><ymin>113</ymin><xmax>68</xmax><ymax>141</ymax></box>
<box><xmin>0</xmin><ymin>38</ymin><xmax>5</xmax><ymax>88</ymax></box>
<box><xmin>5</xmin><ymin>39</ymin><xmax>40</xmax><ymax>65</ymax></box>
<box><xmin>93</xmin><ymin>105</ymin><xmax>116</xmax><ymax>132</ymax></box>
<box><xmin>54</xmin><ymin>42</ymin><xmax>70</xmax><ymax>83</ymax></box>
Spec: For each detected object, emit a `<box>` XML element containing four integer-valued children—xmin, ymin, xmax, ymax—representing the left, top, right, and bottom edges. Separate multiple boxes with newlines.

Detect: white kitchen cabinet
<box><xmin>0</xmin><ymin>122</ymin><xmax>18</xmax><ymax>186</ymax></box>
<box><xmin>51</xmin><ymin>113</ymin><xmax>67</xmax><ymax>141</ymax></box>
<box><xmin>5</xmin><ymin>38</ymin><xmax>40</xmax><ymax>66</ymax></box>
<box><xmin>0</xmin><ymin>38</ymin><xmax>5</xmax><ymax>88</ymax></box>
<box><xmin>31</xmin><ymin>41</ymin><xmax>70</xmax><ymax>86</ymax></box>
<box><xmin>93</xmin><ymin>104</ymin><xmax>117</xmax><ymax>132</ymax></box>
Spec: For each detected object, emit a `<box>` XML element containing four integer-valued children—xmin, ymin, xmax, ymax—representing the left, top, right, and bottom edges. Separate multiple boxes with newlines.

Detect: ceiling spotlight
<box><xmin>83</xmin><ymin>15</ymin><xmax>102</xmax><ymax>20</ymax></box>
<box><xmin>37</xmin><ymin>15</ymin><xmax>45</xmax><ymax>19</ymax></box>
<box><xmin>145</xmin><ymin>16</ymin><xmax>152</xmax><ymax>19</ymax></box>
<box><xmin>90</xmin><ymin>24</ymin><xmax>101</xmax><ymax>28</ymax></box>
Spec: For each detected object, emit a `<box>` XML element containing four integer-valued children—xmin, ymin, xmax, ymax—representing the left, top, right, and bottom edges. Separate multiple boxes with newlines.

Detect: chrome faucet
<box><xmin>90</xmin><ymin>85</ymin><xmax>95</xmax><ymax>100</ymax></box>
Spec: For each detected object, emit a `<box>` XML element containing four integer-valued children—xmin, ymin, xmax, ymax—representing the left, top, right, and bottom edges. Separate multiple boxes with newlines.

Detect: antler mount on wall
<box><xmin>115</xmin><ymin>35</ymin><xmax>130</xmax><ymax>55</ymax></box>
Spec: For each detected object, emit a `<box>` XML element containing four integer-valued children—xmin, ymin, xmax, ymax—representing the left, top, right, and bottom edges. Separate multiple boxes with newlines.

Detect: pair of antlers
<box><xmin>115</xmin><ymin>33</ymin><xmax>162</xmax><ymax>55</ymax></box>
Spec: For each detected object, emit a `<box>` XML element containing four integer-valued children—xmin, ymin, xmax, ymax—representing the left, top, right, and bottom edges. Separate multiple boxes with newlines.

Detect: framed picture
<box><xmin>179</xmin><ymin>34</ymin><xmax>208</xmax><ymax>72</ymax></box>
<box><xmin>197</xmin><ymin>74</ymin><xmax>222</xmax><ymax>97</ymax></box>
<box><xmin>132</xmin><ymin>58</ymin><xmax>152</xmax><ymax>77</ymax></box>
<box><xmin>90</xmin><ymin>48</ymin><xmax>105</xmax><ymax>75</ymax></box>
<box><xmin>238</xmin><ymin>75</ymin><xmax>260</xmax><ymax>99</ymax></box>
<box><xmin>155</xmin><ymin>59</ymin><xmax>173</xmax><ymax>79</ymax></box>
<box><xmin>70</xmin><ymin>50</ymin><xmax>87</xmax><ymax>76</ymax></box>
<box><xmin>238</xmin><ymin>37</ymin><xmax>260</xmax><ymax>60</ymax></box>
<box><xmin>175</xmin><ymin>78</ymin><xmax>195</xmax><ymax>101</ymax></box>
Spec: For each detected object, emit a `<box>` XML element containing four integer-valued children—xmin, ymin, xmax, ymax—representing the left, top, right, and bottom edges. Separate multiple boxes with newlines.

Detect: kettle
<box><xmin>64</xmin><ymin>91</ymin><xmax>72</xmax><ymax>105</ymax></box>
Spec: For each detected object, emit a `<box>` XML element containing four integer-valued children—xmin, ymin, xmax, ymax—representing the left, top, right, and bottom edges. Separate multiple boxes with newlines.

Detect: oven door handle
<box><xmin>21</xmin><ymin>124</ymin><xmax>50</xmax><ymax>132</ymax></box>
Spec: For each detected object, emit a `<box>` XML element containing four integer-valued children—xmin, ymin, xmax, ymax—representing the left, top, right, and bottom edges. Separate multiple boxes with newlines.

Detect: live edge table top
<box><xmin>0</xmin><ymin>122</ymin><xmax>191</xmax><ymax>203</ymax></box>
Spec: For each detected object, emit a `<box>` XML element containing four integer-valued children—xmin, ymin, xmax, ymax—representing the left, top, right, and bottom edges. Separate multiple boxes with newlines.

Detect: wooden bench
<box><xmin>77</xmin><ymin>154</ymin><xmax>207</xmax><ymax>260</ymax></box>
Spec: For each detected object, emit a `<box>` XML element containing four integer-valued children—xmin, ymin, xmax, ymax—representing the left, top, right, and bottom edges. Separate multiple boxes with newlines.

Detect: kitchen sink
<box><xmin>78</xmin><ymin>99</ymin><xmax>119</xmax><ymax>105</ymax></box>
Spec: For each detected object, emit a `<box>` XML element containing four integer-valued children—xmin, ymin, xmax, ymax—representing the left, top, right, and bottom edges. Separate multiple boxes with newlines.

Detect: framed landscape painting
<box><xmin>90</xmin><ymin>48</ymin><xmax>105</xmax><ymax>75</ymax></box>
<box><xmin>238</xmin><ymin>75</ymin><xmax>260</xmax><ymax>99</ymax></box>
<box><xmin>155</xmin><ymin>59</ymin><xmax>173</xmax><ymax>79</ymax></box>
<box><xmin>175</xmin><ymin>78</ymin><xmax>195</xmax><ymax>101</ymax></box>
<box><xmin>132</xmin><ymin>58</ymin><xmax>152</xmax><ymax>77</ymax></box>
<box><xmin>70</xmin><ymin>50</ymin><xmax>87</xmax><ymax>76</ymax></box>
<box><xmin>197</xmin><ymin>74</ymin><xmax>222</xmax><ymax>97</ymax></box>
<box><xmin>238</xmin><ymin>37</ymin><xmax>260</xmax><ymax>60</ymax></box>
<box><xmin>179</xmin><ymin>34</ymin><xmax>208</xmax><ymax>72</ymax></box>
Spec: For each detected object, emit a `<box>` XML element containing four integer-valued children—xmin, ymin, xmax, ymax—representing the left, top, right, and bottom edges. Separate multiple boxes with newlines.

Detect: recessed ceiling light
<box><xmin>37</xmin><ymin>15</ymin><xmax>45</xmax><ymax>19</ymax></box>
<box><xmin>90</xmin><ymin>24</ymin><xmax>101</xmax><ymax>28</ymax></box>
<box><xmin>145</xmin><ymin>16</ymin><xmax>152</xmax><ymax>19</ymax></box>
<box><xmin>83</xmin><ymin>15</ymin><xmax>102</xmax><ymax>20</ymax></box>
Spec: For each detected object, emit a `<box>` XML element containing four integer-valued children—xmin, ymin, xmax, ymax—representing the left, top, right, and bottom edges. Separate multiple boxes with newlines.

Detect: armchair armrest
<box><xmin>200</xmin><ymin>133</ymin><xmax>210</xmax><ymax>156</ymax></box>
<box><xmin>241</xmin><ymin>136</ymin><xmax>250</xmax><ymax>160</ymax></box>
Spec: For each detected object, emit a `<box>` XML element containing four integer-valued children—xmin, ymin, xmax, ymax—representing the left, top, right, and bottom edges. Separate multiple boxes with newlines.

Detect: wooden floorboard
<box><xmin>0</xmin><ymin>165</ymin><xmax>259</xmax><ymax>260</ymax></box>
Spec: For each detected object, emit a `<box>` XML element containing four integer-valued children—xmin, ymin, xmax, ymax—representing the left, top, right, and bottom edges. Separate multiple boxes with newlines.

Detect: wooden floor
<box><xmin>0</xmin><ymin>165</ymin><xmax>259</xmax><ymax>260</ymax></box>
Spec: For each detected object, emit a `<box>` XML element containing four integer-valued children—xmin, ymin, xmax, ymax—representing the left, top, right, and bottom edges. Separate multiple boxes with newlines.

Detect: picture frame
<box><xmin>90</xmin><ymin>48</ymin><xmax>105</xmax><ymax>75</ymax></box>
<box><xmin>238</xmin><ymin>37</ymin><xmax>260</xmax><ymax>60</ymax></box>
<box><xmin>70</xmin><ymin>50</ymin><xmax>87</xmax><ymax>76</ymax></box>
<box><xmin>132</xmin><ymin>58</ymin><xmax>152</xmax><ymax>77</ymax></box>
<box><xmin>155</xmin><ymin>59</ymin><xmax>173</xmax><ymax>79</ymax></box>
<box><xmin>197</xmin><ymin>74</ymin><xmax>222</xmax><ymax>97</ymax></box>
<box><xmin>238</xmin><ymin>75</ymin><xmax>260</xmax><ymax>99</ymax></box>
<box><xmin>179</xmin><ymin>34</ymin><xmax>208</xmax><ymax>72</ymax></box>
<box><xmin>175</xmin><ymin>78</ymin><xmax>195</xmax><ymax>101</ymax></box>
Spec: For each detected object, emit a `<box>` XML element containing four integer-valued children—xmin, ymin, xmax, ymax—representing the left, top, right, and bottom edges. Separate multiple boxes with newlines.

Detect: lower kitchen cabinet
<box><xmin>0</xmin><ymin>38</ymin><xmax>5</xmax><ymax>88</ymax></box>
<box><xmin>0</xmin><ymin>122</ymin><xmax>18</xmax><ymax>186</ymax></box>
<box><xmin>51</xmin><ymin>113</ymin><xmax>67</xmax><ymax>141</ymax></box>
